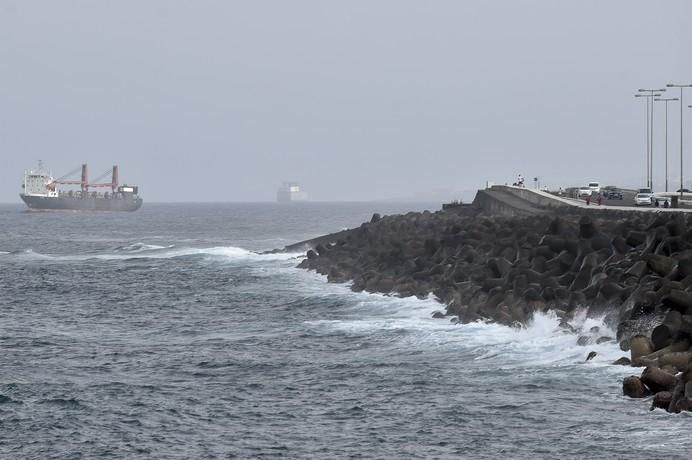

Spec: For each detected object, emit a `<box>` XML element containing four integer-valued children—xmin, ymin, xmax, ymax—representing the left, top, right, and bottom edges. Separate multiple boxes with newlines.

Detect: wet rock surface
<box><xmin>298</xmin><ymin>206</ymin><xmax>692</xmax><ymax>413</ymax></box>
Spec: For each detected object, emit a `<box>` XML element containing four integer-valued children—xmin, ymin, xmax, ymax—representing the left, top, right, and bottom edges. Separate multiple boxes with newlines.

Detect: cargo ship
<box><xmin>20</xmin><ymin>162</ymin><xmax>143</xmax><ymax>212</ymax></box>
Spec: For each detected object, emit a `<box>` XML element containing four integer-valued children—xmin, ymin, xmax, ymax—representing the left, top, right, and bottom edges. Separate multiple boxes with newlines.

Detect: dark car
<box><xmin>676</xmin><ymin>188</ymin><xmax>691</xmax><ymax>193</ymax></box>
<box><xmin>605</xmin><ymin>190</ymin><xmax>623</xmax><ymax>200</ymax></box>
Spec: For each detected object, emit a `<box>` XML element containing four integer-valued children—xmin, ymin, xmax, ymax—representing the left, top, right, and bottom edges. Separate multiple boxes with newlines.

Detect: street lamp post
<box><xmin>655</xmin><ymin>97</ymin><xmax>679</xmax><ymax>192</ymax></box>
<box><xmin>638</xmin><ymin>89</ymin><xmax>666</xmax><ymax>190</ymax></box>
<box><xmin>636</xmin><ymin>89</ymin><xmax>665</xmax><ymax>190</ymax></box>
<box><xmin>666</xmin><ymin>84</ymin><xmax>692</xmax><ymax>197</ymax></box>
<box><xmin>635</xmin><ymin>94</ymin><xmax>651</xmax><ymax>188</ymax></box>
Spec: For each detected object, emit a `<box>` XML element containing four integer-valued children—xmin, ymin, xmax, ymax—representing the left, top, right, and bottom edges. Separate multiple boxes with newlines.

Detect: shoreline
<box><xmin>297</xmin><ymin>203</ymin><xmax>692</xmax><ymax>414</ymax></box>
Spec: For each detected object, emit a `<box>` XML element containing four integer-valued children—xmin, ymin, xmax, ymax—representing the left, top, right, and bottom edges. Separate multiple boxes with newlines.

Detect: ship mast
<box><xmin>81</xmin><ymin>163</ymin><xmax>88</xmax><ymax>193</ymax></box>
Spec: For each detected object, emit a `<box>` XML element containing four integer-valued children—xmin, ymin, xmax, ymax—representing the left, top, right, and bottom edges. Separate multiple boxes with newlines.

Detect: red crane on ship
<box><xmin>51</xmin><ymin>164</ymin><xmax>120</xmax><ymax>193</ymax></box>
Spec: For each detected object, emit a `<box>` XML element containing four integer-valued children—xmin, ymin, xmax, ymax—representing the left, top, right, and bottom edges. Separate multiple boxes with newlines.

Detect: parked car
<box><xmin>634</xmin><ymin>193</ymin><xmax>654</xmax><ymax>206</ymax></box>
<box><xmin>588</xmin><ymin>182</ymin><xmax>600</xmax><ymax>193</ymax></box>
<box><xmin>577</xmin><ymin>187</ymin><xmax>593</xmax><ymax>198</ymax></box>
<box><xmin>605</xmin><ymin>189</ymin><xmax>623</xmax><ymax>200</ymax></box>
<box><xmin>676</xmin><ymin>188</ymin><xmax>691</xmax><ymax>193</ymax></box>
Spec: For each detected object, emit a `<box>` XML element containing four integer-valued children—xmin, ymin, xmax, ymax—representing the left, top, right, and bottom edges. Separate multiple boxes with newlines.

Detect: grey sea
<box><xmin>0</xmin><ymin>202</ymin><xmax>690</xmax><ymax>459</ymax></box>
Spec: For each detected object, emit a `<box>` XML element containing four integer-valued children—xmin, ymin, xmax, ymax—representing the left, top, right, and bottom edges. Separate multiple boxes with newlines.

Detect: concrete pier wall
<box><xmin>471</xmin><ymin>185</ymin><xmax>572</xmax><ymax>216</ymax></box>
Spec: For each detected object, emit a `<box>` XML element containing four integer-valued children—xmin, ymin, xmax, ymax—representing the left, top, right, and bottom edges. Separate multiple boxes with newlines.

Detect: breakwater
<box><xmin>298</xmin><ymin>204</ymin><xmax>692</xmax><ymax>414</ymax></box>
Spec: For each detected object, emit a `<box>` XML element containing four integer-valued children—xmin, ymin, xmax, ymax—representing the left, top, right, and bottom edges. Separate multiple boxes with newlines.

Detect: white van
<box><xmin>588</xmin><ymin>182</ymin><xmax>600</xmax><ymax>193</ymax></box>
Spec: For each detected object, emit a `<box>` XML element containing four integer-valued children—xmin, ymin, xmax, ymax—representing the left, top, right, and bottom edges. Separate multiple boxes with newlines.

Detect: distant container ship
<box><xmin>276</xmin><ymin>182</ymin><xmax>308</xmax><ymax>203</ymax></box>
<box><xmin>20</xmin><ymin>162</ymin><xmax>143</xmax><ymax>212</ymax></box>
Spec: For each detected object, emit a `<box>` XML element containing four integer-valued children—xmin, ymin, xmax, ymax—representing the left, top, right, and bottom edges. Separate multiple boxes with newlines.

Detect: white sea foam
<box><xmin>301</xmin><ymin>276</ymin><xmax>628</xmax><ymax>370</ymax></box>
<box><xmin>8</xmin><ymin>245</ymin><xmax>303</xmax><ymax>263</ymax></box>
<box><xmin>114</xmin><ymin>242</ymin><xmax>172</xmax><ymax>252</ymax></box>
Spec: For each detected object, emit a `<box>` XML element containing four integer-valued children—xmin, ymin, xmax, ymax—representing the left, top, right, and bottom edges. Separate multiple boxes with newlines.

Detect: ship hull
<box><xmin>20</xmin><ymin>194</ymin><xmax>143</xmax><ymax>212</ymax></box>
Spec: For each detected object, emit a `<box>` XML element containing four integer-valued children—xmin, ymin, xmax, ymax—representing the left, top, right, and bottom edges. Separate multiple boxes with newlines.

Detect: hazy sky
<box><xmin>1</xmin><ymin>1</ymin><xmax>691</xmax><ymax>202</ymax></box>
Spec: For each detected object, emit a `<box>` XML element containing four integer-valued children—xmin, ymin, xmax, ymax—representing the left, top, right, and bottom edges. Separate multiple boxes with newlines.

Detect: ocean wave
<box><xmin>113</xmin><ymin>242</ymin><xmax>173</xmax><ymax>252</ymax></box>
<box><xmin>3</xmin><ymin>245</ymin><xmax>302</xmax><ymax>263</ymax></box>
<box><xmin>302</xmin><ymin>281</ymin><xmax>627</xmax><ymax>369</ymax></box>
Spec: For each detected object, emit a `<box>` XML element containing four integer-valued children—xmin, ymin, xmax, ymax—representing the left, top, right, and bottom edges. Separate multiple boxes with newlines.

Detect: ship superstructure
<box><xmin>20</xmin><ymin>162</ymin><xmax>143</xmax><ymax>211</ymax></box>
<box><xmin>276</xmin><ymin>182</ymin><xmax>308</xmax><ymax>202</ymax></box>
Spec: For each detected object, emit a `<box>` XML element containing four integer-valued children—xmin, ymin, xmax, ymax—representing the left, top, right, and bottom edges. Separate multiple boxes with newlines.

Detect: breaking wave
<box><xmin>3</xmin><ymin>245</ymin><xmax>302</xmax><ymax>263</ymax></box>
<box><xmin>303</xmin><ymin>280</ymin><xmax>627</xmax><ymax>370</ymax></box>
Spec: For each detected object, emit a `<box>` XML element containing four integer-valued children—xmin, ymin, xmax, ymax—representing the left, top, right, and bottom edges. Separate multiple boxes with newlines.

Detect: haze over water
<box><xmin>2</xmin><ymin>1</ymin><xmax>692</xmax><ymax>202</ymax></box>
<box><xmin>1</xmin><ymin>203</ymin><xmax>691</xmax><ymax>459</ymax></box>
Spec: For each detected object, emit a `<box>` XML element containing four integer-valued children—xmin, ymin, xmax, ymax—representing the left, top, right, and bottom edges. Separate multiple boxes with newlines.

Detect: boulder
<box><xmin>678</xmin><ymin>257</ymin><xmax>692</xmax><ymax>279</ymax></box>
<box><xmin>651</xmin><ymin>310</ymin><xmax>682</xmax><ymax>350</ymax></box>
<box><xmin>611</xmin><ymin>235</ymin><xmax>630</xmax><ymax>254</ymax></box>
<box><xmin>576</xmin><ymin>335</ymin><xmax>592</xmax><ymax>346</ymax></box>
<box><xmin>629</xmin><ymin>335</ymin><xmax>654</xmax><ymax>361</ymax></box>
<box><xmin>658</xmin><ymin>352</ymin><xmax>691</xmax><ymax>372</ymax></box>
<box><xmin>623</xmin><ymin>376</ymin><xmax>650</xmax><ymax>398</ymax></box>
<box><xmin>641</xmin><ymin>366</ymin><xmax>677</xmax><ymax>393</ymax></box>
<box><xmin>626</xmin><ymin>231</ymin><xmax>648</xmax><ymax>248</ymax></box>
<box><xmin>644</xmin><ymin>254</ymin><xmax>676</xmax><ymax>277</ymax></box>
<box><xmin>625</xmin><ymin>261</ymin><xmax>649</xmax><ymax>279</ymax></box>
<box><xmin>650</xmin><ymin>391</ymin><xmax>673</xmax><ymax>411</ymax></box>
<box><xmin>662</xmin><ymin>289</ymin><xmax>692</xmax><ymax>314</ymax></box>
<box><xmin>579</xmin><ymin>215</ymin><xmax>597</xmax><ymax>239</ymax></box>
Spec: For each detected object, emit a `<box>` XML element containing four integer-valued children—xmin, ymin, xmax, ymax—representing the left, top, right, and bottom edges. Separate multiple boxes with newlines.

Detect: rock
<box><xmin>650</xmin><ymin>391</ymin><xmax>673</xmax><ymax>411</ymax></box>
<box><xmin>596</xmin><ymin>336</ymin><xmax>614</xmax><ymax>344</ymax></box>
<box><xmin>431</xmin><ymin>311</ymin><xmax>445</xmax><ymax>319</ymax></box>
<box><xmin>630</xmin><ymin>335</ymin><xmax>654</xmax><ymax>361</ymax></box>
<box><xmin>611</xmin><ymin>235</ymin><xmax>630</xmax><ymax>254</ymax></box>
<box><xmin>645</xmin><ymin>254</ymin><xmax>676</xmax><ymax>277</ymax></box>
<box><xmin>591</xmin><ymin>235</ymin><xmax>611</xmax><ymax>251</ymax></box>
<box><xmin>370</xmin><ymin>213</ymin><xmax>382</xmax><ymax>223</ymax></box>
<box><xmin>613</xmin><ymin>357</ymin><xmax>631</xmax><ymax>366</ymax></box>
<box><xmin>626</xmin><ymin>231</ymin><xmax>648</xmax><ymax>248</ymax></box>
<box><xmin>673</xmin><ymin>397</ymin><xmax>692</xmax><ymax>413</ymax></box>
<box><xmin>651</xmin><ymin>310</ymin><xmax>682</xmax><ymax>350</ymax></box>
<box><xmin>488</xmin><ymin>257</ymin><xmax>512</xmax><ymax>278</ymax></box>
<box><xmin>678</xmin><ymin>257</ymin><xmax>692</xmax><ymax>278</ymax></box>
<box><xmin>559</xmin><ymin>321</ymin><xmax>577</xmax><ymax>334</ymax></box>
<box><xmin>623</xmin><ymin>376</ymin><xmax>650</xmax><ymax>398</ymax></box>
<box><xmin>625</xmin><ymin>261</ymin><xmax>649</xmax><ymax>279</ymax></box>
<box><xmin>641</xmin><ymin>366</ymin><xmax>677</xmax><ymax>393</ymax></box>
<box><xmin>577</xmin><ymin>336</ymin><xmax>593</xmax><ymax>346</ymax></box>
<box><xmin>546</xmin><ymin>217</ymin><xmax>568</xmax><ymax>236</ymax></box>
<box><xmin>658</xmin><ymin>352</ymin><xmax>691</xmax><ymax>372</ymax></box>
<box><xmin>662</xmin><ymin>289</ymin><xmax>692</xmax><ymax>314</ymax></box>
<box><xmin>306</xmin><ymin>249</ymin><xmax>318</xmax><ymax>260</ymax></box>
<box><xmin>660</xmin><ymin>365</ymin><xmax>678</xmax><ymax>375</ymax></box>
<box><xmin>579</xmin><ymin>215</ymin><xmax>597</xmax><ymax>239</ymax></box>
<box><xmin>645</xmin><ymin>339</ymin><xmax>692</xmax><ymax>360</ymax></box>
<box><xmin>586</xmin><ymin>351</ymin><xmax>597</xmax><ymax>361</ymax></box>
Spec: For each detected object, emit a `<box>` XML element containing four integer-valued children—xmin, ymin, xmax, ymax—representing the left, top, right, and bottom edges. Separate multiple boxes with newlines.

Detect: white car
<box><xmin>588</xmin><ymin>182</ymin><xmax>600</xmax><ymax>193</ymax></box>
<box><xmin>634</xmin><ymin>193</ymin><xmax>654</xmax><ymax>206</ymax></box>
<box><xmin>578</xmin><ymin>187</ymin><xmax>593</xmax><ymax>198</ymax></box>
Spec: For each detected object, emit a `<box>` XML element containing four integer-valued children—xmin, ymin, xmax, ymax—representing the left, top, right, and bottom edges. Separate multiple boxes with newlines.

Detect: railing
<box><xmin>58</xmin><ymin>191</ymin><xmax>137</xmax><ymax>199</ymax></box>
